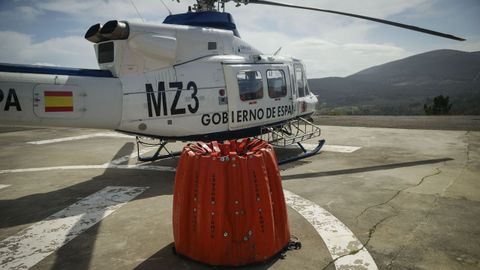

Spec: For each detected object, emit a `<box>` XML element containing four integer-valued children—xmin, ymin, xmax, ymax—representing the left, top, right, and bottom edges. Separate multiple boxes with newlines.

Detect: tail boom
<box><xmin>0</xmin><ymin>68</ymin><xmax>123</xmax><ymax>130</ymax></box>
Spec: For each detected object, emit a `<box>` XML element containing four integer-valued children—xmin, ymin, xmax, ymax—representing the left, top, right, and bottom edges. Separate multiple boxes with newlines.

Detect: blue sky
<box><xmin>0</xmin><ymin>0</ymin><xmax>479</xmax><ymax>78</ymax></box>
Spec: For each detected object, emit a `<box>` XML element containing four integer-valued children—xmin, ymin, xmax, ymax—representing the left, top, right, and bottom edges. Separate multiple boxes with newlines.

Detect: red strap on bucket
<box><xmin>197</xmin><ymin>142</ymin><xmax>212</xmax><ymax>153</ymax></box>
<box><xmin>247</xmin><ymin>139</ymin><xmax>268</xmax><ymax>152</ymax></box>
<box><xmin>211</xmin><ymin>141</ymin><xmax>221</xmax><ymax>156</ymax></box>
<box><xmin>237</xmin><ymin>138</ymin><xmax>250</xmax><ymax>154</ymax></box>
<box><xmin>222</xmin><ymin>141</ymin><xmax>231</xmax><ymax>156</ymax></box>
<box><xmin>187</xmin><ymin>143</ymin><xmax>206</xmax><ymax>155</ymax></box>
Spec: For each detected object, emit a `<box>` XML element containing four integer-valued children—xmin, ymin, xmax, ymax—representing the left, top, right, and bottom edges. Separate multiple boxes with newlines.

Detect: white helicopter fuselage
<box><xmin>0</xmin><ymin>20</ymin><xmax>317</xmax><ymax>141</ymax></box>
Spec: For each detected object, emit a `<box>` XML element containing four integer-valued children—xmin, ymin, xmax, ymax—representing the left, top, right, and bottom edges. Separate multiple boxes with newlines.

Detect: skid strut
<box><xmin>136</xmin><ymin>136</ymin><xmax>181</xmax><ymax>162</ymax></box>
<box><xmin>257</xmin><ymin>117</ymin><xmax>326</xmax><ymax>164</ymax></box>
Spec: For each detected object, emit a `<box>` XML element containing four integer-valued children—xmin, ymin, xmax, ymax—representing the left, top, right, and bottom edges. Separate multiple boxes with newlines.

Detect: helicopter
<box><xmin>0</xmin><ymin>0</ymin><xmax>464</xmax><ymax>162</ymax></box>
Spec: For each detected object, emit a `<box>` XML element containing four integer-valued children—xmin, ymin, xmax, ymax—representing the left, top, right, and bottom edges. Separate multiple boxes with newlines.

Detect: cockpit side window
<box><xmin>237</xmin><ymin>70</ymin><xmax>264</xmax><ymax>101</ymax></box>
<box><xmin>267</xmin><ymin>70</ymin><xmax>287</xmax><ymax>98</ymax></box>
<box><xmin>305</xmin><ymin>77</ymin><xmax>311</xmax><ymax>95</ymax></box>
<box><xmin>295</xmin><ymin>65</ymin><xmax>305</xmax><ymax>97</ymax></box>
<box><xmin>303</xmin><ymin>66</ymin><xmax>311</xmax><ymax>95</ymax></box>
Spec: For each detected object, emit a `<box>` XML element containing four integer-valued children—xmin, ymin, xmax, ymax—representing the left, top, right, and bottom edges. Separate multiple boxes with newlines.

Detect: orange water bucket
<box><xmin>173</xmin><ymin>139</ymin><xmax>290</xmax><ymax>266</ymax></box>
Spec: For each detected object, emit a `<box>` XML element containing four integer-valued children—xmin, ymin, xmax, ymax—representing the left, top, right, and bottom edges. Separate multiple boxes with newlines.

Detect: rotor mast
<box><xmin>193</xmin><ymin>0</ymin><xmax>221</xmax><ymax>11</ymax></box>
<box><xmin>188</xmin><ymin>0</ymin><xmax>244</xmax><ymax>12</ymax></box>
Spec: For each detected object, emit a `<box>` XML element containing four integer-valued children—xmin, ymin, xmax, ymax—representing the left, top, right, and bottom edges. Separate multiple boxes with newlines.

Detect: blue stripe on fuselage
<box><xmin>0</xmin><ymin>63</ymin><xmax>113</xmax><ymax>78</ymax></box>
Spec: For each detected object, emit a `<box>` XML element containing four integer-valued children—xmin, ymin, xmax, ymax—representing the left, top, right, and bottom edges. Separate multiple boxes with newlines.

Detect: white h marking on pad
<box><xmin>281</xmin><ymin>144</ymin><xmax>361</xmax><ymax>153</ymax></box>
<box><xmin>0</xmin><ymin>186</ymin><xmax>148</xmax><ymax>270</ymax></box>
<box><xmin>322</xmin><ymin>144</ymin><xmax>361</xmax><ymax>153</ymax></box>
<box><xmin>284</xmin><ymin>189</ymin><xmax>378</xmax><ymax>270</ymax></box>
<box><xmin>27</xmin><ymin>132</ymin><xmax>132</xmax><ymax>145</ymax></box>
<box><xmin>0</xmin><ymin>185</ymin><xmax>10</xmax><ymax>190</ymax></box>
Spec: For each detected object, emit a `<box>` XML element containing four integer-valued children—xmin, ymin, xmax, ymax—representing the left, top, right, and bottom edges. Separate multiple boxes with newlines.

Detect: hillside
<box><xmin>309</xmin><ymin>49</ymin><xmax>480</xmax><ymax>115</ymax></box>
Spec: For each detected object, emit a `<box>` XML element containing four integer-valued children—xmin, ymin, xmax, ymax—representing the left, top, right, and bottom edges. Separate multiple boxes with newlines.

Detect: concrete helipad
<box><xmin>0</xmin><ymin>121</ymin><xmax>479</xmax><ymax>270</ymax></box>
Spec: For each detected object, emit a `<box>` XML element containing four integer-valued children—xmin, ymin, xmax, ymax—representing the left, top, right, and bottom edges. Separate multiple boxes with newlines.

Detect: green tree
<box><xmin>424</xmin><ymin>95</ymin><xmax>452</xmax><ymax>115</ymax></box>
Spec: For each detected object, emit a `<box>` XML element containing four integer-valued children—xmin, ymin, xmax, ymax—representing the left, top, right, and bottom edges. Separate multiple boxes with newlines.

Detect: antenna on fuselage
<box><xmin>160</xmin><ymin>0</ymin><xmax>173</xmax><ymax>15</ymax></box>
<box><xmin>274</xmin><ymin>47</ymin><xmax>282</xmax><ymax>56</ymax></box>
<box><xmin>128</xmin><ymin>0</ymin><xmax>146</xmax><ymax>22</ymax></box>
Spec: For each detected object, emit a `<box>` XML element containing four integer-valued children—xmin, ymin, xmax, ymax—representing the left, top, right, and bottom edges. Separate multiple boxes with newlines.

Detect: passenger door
<box><xmin>224</xmin><ymin>64</ymin><xmax>293</xmax><ymax>131</ymax></box>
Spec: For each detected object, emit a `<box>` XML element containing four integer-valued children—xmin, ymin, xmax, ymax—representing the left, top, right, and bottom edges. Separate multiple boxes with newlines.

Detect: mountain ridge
<box><xmin>308</xmin><ymin>49</ymin><xmax>480</xmax><ymax>115</ymax></box>
<box><xmin>348</xmin><ymin>49</ymin><xmax>480</xmax><ymax>85</ymax></box>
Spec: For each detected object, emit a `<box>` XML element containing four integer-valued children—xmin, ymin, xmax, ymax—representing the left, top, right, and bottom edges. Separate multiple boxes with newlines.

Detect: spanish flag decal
<box><xmin>44</xmin><ymin>91</ymin><xmax>74</xmax><ymax>112</ymax></box>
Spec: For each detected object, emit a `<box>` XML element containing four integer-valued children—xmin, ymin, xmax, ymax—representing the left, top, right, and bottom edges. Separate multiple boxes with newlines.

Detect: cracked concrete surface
<box><xmin>354</xmin><ymin>165</ymin><xmax>444</xmax><ymax>225</ymax></box>
<box><xmin>283</xmin><ymin>126</ymin><xmax>480</xmax><ymax>270</ymax></box>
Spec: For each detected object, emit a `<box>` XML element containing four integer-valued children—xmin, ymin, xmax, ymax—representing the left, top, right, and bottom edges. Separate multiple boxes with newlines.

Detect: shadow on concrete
<box><xmin>0</xmin><ymin>142</ymin><xmax>177</xmax><ymax>230</ymax></box>
<box><xmin>0</xmin><ymin>126</ymin><xmax>41</xmax><ymax>133</ymax></box>
<box><xmin>134</xmin><ymin>243</ymin><xmax>279</xmax><ymax>270</ymax></box>
<box><xmin>0</xmin><ymin>142</ymin><xmax>178</xmax><ymax>269</ymax></box>
<box><xmin>281</xmin><ymin>158</ymin><xmax>454</xmax><ymax>181</ymax></box>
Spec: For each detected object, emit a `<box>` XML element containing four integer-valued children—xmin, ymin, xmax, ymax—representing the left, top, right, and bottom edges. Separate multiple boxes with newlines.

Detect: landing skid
<box><xmin>136</xmin><ymin>136</ymin><xmax>181</xmax><ymax>162</ymax></box>
<box><xmin>257</xmin><ymin>117</ymin><xmax>326</xmax><ymax>165</ymax></box>
<box><xmin>277</xmin><ymin>140</ymin><xmax>325</xmax><ymax>165</ymax></box>
<box><xmin>134</xmin><ymin>117</ymin><xmax>325</xmax><ymax>164</ymax></box>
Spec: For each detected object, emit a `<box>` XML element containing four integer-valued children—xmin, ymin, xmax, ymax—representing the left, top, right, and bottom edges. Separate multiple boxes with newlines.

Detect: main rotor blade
<box><xmin>247</xmin><ymin>0</ymin><xmax>465</xmax><ymax>41</ymax></box>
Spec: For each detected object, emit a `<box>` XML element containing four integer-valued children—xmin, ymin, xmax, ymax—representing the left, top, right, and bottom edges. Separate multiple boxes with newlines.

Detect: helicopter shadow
<box><xmin>280</xmin><ymin>157</ymin><xmax>454</xmax><ymax>181</ymax></box>
<box><xmin>0</xmin><ymin>142</ymin><xmax>178</xmax><ymax>269</ymax></box>
<box><xmin>0</xmin><ymin>142</ymin><xmax>177</xmax><ymax>229</ymax></box>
